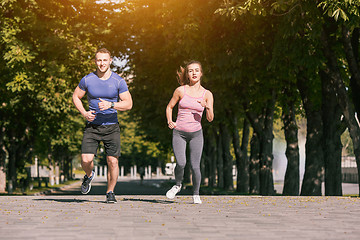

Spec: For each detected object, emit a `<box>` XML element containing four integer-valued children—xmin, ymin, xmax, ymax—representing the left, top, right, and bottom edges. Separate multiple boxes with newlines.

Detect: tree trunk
<box><xmin>231</xmin><ymin>115</ymin><xmax>242</xmax><ymax>190</ymax></box>
<box><xmin>322</xmin><ymin>27</ymin><xmax>360</xmax><ymax>195</ymax></box>
<box><xmin>204</xmin><ymin>128</ymin><xmax>217</xmax><ymax>187</ymax></box>
<box><xmin>216</xmin><ymin>128</ymin><xmax>224</xmax><ymax>188</ymax></box>
<box><xmin>297</xmin><ymin>74</ymin><xmax>324</xmax><ymax>196</ymax></box>
<box><xmin>342</xmin><ymin>26</ymin><xmax>360</xmax><ymax>91</ymax></box>
<box><xmin>249</xmin><ymin>131</ymin><xmax>260</xmax><ymax>194</ymax></box>
<box><xmin>63</xmin><ymin>156</ymin><xmax>70</xmax><ymax>180</ymax></box>
<box><xmin>233</xmin><ymin>118</ymin><xmax>250</xmax><ymax>193</ymax></box>
<box><xmin>4</xmin><ymin>124</ymin><xmax>31</xmax><ymax>192</ymax></box>
<box><xmin>320</xmin><ymin>71</ymin><xmax>344</xmax><ymax>196</ymax></box>
<box><xmin>240</xmin><ymin>119</ymin><xmax>250</xmax><ymax>191</ymax></box>
<box><xmin>7</xmin><ymin>145</ymin><xmax>17</xmax><ymax>192</ymax></box>
<box><xmin>348</xmin><ymin>28</ymin><xmax>360</xmax><ymax>114</ymax></box>
<box><xmin>260</xmin><ymin>96</ymin><xmax>276</xmax><ymax>196</ymax></box>
<box><xmin>246</xmin><ymin>94</ymin><xmax>276</xmax><ymax>196</ymax></box>
<box><xmin>0</xmin><ymin>129</ymin><xmax>6</xmax><ymax>193</ymax></box>
<box><xmin>6</xmin><ymin>128</ymin><xmax>21</xmax><ymax>192</ymax></box>
<box><xmin>220</xmin><ymin>122</ymin><xmax>233</xmax><ymax>190</ymax></box>
<box><xmin>282</xmin><ymin>98</ymin><xmax>300</xmax><ymax>196</ymax></box>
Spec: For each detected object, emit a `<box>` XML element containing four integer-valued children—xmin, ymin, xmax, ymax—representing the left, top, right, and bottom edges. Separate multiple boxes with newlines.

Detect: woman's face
<box><xmin>187</xmin><ymin>63</ymin><xmax>202</xmax><ymax>83</ymax></box>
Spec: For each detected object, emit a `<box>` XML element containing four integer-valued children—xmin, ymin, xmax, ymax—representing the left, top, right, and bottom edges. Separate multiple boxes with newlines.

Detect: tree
<box><xmin>0</xmin><ymin>0</ymin><xmax>117</xmax><ymax>189</ymax></box>
<box><xmin>217</xmin><ymin>0</ymin><xmax>360</xmax><ymax>195</ymax></box>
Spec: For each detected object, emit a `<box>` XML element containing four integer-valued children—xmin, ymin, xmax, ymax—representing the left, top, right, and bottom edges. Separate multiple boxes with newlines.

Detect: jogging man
<box><xmin>72</xmin><ymin>48</ymin><xmax>132</xmax><ymax>203</ymax></box>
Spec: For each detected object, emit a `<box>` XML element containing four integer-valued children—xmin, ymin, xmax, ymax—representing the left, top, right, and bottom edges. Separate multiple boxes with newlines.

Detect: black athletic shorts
<box><xmin>81</xmin><ymin>123</ymin><xmax>121</xmax><ymax>157</ymax></box>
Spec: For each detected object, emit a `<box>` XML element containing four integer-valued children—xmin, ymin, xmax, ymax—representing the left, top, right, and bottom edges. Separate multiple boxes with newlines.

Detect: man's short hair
<box><xmin>95</xmin><ymin>48</ymin><xmax>111</xmax><ymax>58</ymax></box>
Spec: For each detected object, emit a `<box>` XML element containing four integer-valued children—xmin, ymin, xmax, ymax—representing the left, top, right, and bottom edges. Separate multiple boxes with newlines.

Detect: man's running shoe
<box><xmin>106</xmin><ymin>191</ymin><xmax>117</xmax><ymax>203</ymax></box>
<box><xmin>166</xmin><ymin>184</ymin><xmax>182</xmax><ymax>199</ymax></box>
<box><xmin>193</xmin><ymin>195</ymin><xmax>202</xmax><ymax>204</ymax></box>
<box><xmin>81</xmin><ymin>170</ymin><xmax>95</xmax><ymax>194</ymax></box>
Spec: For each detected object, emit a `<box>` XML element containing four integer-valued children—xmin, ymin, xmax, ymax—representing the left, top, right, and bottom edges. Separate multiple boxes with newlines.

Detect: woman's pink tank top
<box><xmin>175</xmin><ymin>86</ymin><xmax>206</xmax><ymax>132</ymax></box>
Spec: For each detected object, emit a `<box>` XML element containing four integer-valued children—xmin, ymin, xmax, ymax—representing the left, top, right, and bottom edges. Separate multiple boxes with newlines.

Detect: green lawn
<box><xmin>0</xmin><ymin>179</ymin><xmax>79</xmax><ymax>196</ymax></box>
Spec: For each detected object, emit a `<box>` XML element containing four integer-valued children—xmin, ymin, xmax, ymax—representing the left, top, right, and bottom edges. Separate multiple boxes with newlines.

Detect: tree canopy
<box><xmin>1</xmin><ymin>0</ymin><xmax>359</xmax><ymax>196</ymax></box>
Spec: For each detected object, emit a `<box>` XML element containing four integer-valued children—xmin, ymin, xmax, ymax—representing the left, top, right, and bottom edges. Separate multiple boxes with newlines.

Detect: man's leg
<box><xmin>81</xmin><ymin>124</ymin><xmax>98</xmax><ymax>179</ymax></box>
<box><xmin>102</xmin><ymin>124</ymin><xmax>120</xmax><ymax>203</ymax></box>
<box><xmin>106</xmin><ymin>156</ymin><xmax>119</xmax><ymax>193</ymax></box>
<box><xmin>81</xmin><ymin>154</ymin><xmax>95</xmax><ymax>177</ymax></box>
<box><xmin>80</xmin><ymin>153</ymin><xmax>96</xmax><ymax>194</ymax></box>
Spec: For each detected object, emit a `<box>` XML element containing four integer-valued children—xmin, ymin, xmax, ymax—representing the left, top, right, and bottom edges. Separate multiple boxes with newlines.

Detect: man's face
<box><xmin>95</xmin><ymin>52</ymin><xmax>112</xmax><ymax>73</ymax></box>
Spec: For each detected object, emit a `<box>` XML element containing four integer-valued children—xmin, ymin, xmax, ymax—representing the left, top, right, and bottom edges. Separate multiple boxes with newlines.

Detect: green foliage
<box><xmin>341</xmin><ymin>129</ymin><xmax>354</xmax><ymax>156</ymax></box>
<box><xmin>2</xmin><ymin>0</ymin><xmax>359</xmax><ymax>192</ymax></box>
<box><xmin>318</xmin><ymin>0</ymin><xmax>360</xmax><ymax>21</ymax></box>
<box><xmin>0</xmin><ymin>0</ymin><xmax>116</xmax><ymax>183</ymax></box>
<box><xmin>217</xmin><ymin>0</ymin><xmax>360</xmax><ymax>22</ymax></box>
<box><xmin>6</xmin><ymin>72</ymin><xmax>34</xmax><ymax>92</ymax></box>
<box><xmin>112</xmin><ymin>0</ymin><xmax>285</xmax><ymax>152</ymax></box>
<box><xmin>118</xmin><ymin>111</ymin><xmax>166</xmax><ymax>168</ymax></box>
<box><xmin>111</xmin><ymin>0</ymin><xmax>218</xmax><ymax>149</ymax></box>
<box><xmin>215</xmin><ymin>0</ymin><xmax>267</xmax><ymax>19</ymax></box>
<box><xmin>1</xmin><ymin>0</ymin><xmax>172</xmax><ymax>184</ymax></box>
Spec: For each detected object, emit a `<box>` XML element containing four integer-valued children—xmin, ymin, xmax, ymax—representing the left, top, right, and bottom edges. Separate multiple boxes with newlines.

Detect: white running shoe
<box><xmin>166</xmin><ymin>185</ymin><xmax>182</xmax><ymax>199</ymax></box>
<box><xmin>193</xmin><ymin>195</ymin><xmax>202</xmax><ymax>204</ymax></box>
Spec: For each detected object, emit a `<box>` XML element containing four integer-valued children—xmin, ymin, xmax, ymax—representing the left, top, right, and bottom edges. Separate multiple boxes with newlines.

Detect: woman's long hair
<box><xmin>176</xmin><ymin>60</ymin><xmax>203</xmax><ymax>86</ymax></box>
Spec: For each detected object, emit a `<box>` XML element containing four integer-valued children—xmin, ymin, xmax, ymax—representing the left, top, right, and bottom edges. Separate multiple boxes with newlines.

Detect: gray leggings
<box><xmin>172</xmin><ymin>129</ymin><xmax>203</xmax><ymax>195</ymax></box>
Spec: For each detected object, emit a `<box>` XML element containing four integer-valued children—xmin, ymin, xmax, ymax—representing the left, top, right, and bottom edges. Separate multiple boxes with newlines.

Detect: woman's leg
<box><xmin>172</xmin><ymin>129</ymin><xmax>187</xmax><ymax>186</ymax></box>
<box><xmin>188</xmin><ymin>130</ymin><xmax>204</xmax><ymax>195</ymax></box>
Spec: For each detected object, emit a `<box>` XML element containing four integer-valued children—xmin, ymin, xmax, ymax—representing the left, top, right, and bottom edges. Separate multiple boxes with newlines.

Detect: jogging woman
<box><xmin>165</xmin><ymin>60</ymin><xmax>214</xmax><ymax>204</ymax></box>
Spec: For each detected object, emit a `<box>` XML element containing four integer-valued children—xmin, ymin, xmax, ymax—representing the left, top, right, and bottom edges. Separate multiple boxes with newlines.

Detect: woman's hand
<box><xmin>168</xmin><ymin>121</ymin><xmax>176</xmax><ymax>129</ymax></box>
<box><xmin>197</xmin><ymin>99</ymin><xmax>209</xmax><ymax>109</ymax></box>
<box><xmin>166</xmin><ymin>87</ymin><xmax>183</xmax><ymax>130</ymax></box>
<box><xmin>201</xmin><ymin>91</ymin><xmax>214</xmax><ymax>122</ymax></box>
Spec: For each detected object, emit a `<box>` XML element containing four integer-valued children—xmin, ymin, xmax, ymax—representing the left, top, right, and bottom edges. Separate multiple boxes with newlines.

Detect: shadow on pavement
<box><xmin>32</xmin><ymin>198</ymin><xmax>105</xmax><ymax>203</ymax></box>
<box><xmin>46</xmin><ymin>178</ymin><xmax>193</xmax><ymax>196</ymax></box>
<box><xmin>121</xmin><ymin>197</ymin><xmax>174</xmax><ymax>204</ymax></box>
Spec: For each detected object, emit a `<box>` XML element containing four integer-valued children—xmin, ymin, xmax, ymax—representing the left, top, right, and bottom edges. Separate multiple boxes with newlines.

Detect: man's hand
<box><xmin>84</xmin><ymin>110</ymin><xmax>96</xmax><ymax>122</ymax></box>
<box><xmin>98</xmin><ymin>98</ymin><xmax>112</xmax><ymax>111</ymax></box>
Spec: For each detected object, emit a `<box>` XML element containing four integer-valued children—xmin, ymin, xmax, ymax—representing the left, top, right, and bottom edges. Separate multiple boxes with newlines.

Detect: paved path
<box><xmin>45</xmin><ymin>176</ymin><xmax>194</xmax><ymax>196</ymax></box>
<box><xmin>1</xmin><ymin>178</ymin><xmax>360</xmax><ymax>240</ymax></box>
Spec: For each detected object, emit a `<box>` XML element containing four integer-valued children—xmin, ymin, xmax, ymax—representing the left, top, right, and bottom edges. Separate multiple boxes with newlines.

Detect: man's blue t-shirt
<box><xmin>78</xmin><ymin>72</ymin><xmax>129</xmax><ymax>125</ymax></box>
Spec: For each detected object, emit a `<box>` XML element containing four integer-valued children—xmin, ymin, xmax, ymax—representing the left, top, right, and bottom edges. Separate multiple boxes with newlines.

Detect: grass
<box><xmin>343</xmin><ymin>194</ymin><xmax>360</xmax><ymax>198</ymax></box>
<box><xmin>0</xmin><ymin>179</ymin><xmax>79</xmax><ymax>196</ymax></box>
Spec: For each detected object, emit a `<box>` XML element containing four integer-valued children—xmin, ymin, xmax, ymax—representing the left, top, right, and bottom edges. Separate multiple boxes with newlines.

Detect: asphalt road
<box><xmin>47</xmin><ymin>176</ymin><xmax>193</xmax><ymax>196</ymax></box>
<box><xmin>1</xmin><ymin>177</ymin><xmax>360</xmax><ymax>240</ymax></box>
